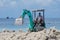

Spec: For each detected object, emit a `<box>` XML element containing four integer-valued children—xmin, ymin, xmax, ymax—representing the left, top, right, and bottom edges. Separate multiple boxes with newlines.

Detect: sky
<box><xmin>0</xmin><ymin>0</ymin><xmax>60</xmax><ymax>18</ymax></box>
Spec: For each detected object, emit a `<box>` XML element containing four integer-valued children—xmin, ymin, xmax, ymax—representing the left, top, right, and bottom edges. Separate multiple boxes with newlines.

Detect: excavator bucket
<box><xmin>15</xmin><ymin>17</ymin><xmax>23</xmax><ymax>25</ymax></box>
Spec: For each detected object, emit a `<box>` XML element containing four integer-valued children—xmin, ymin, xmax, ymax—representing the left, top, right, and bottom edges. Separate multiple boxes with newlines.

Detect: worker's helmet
<box><xmin>39</xmin><ymin>13</ymin><xmax>41</xmax><ymax>16</ymax></box>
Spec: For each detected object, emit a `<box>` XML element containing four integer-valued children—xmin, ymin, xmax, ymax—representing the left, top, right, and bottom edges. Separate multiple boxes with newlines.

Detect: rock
<box><xmin>0</xmin><ymin>27</ymin><xmax>60</xmax><ymax>40</ymax></box>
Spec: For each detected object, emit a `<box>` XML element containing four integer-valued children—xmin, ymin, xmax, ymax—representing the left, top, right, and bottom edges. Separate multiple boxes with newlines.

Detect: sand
<box><xmin>0</xmin><ymin>27</ymin><xmax>60</xmax><ymax>40</ymax></box>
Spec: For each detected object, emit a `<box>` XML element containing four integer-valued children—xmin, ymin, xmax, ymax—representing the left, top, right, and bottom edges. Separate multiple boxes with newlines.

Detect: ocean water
<box><xmin>0</xmin><ymin>18</ymin><xmax>60</xmax><ymax>32</ymax></box>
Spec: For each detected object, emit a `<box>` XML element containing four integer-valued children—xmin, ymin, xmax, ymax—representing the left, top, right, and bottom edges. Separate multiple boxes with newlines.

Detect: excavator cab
<box><xmin>32</xmin><ymin>9</ymin><xmax>46</xmax><ymax>31</ymax></box>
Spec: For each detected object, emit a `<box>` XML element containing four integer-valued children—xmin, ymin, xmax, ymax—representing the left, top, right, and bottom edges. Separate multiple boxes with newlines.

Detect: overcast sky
<box><xmin>0</xmin><ymin>0</ymin><xmax>60</xmax><ymax>18</ymax></box>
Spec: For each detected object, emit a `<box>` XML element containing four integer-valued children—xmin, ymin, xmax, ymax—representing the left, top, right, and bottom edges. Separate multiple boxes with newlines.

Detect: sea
<box><xmin>0</xmin><ymin>18</ymin><xmax>60</xmax><ymax>32</ymax></box>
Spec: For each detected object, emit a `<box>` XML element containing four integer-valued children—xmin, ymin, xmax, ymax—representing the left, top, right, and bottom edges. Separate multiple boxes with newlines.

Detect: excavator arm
<box><xmin>21</xmin><ymin>9</ymin><xmax>35</xmax><ymax>31</ymax></box>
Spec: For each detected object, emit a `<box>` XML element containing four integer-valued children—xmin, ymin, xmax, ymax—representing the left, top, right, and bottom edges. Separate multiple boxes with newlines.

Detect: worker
<box><xmin>36</xmin><ymin>13</ymin><xmax>44</xmax><ymax>26</ymax></box>
<box><xmin>34</xmin><ymin>13</ymin><xmax>45</xmax><ymax>31</ymax></box>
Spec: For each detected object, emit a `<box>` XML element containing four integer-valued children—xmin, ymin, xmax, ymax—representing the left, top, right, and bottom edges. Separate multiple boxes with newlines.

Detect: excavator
<box><xmin>15</xmin><ymin>9</ymin><xmax>46</xmax><ymax>32</ymax></box>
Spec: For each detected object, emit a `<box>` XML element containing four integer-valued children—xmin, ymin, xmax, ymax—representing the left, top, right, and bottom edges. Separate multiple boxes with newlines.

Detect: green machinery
<box><xmin>20</xmin><ymin>9</ymin><xmax>46</xmax><ymax>32</ymax></box>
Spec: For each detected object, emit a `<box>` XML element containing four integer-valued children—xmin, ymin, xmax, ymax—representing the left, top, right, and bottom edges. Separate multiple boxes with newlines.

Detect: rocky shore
<box><xmin>0</xmin><ymin>27</ymin><xmax>60</xmax><ymax>40</ymax></box>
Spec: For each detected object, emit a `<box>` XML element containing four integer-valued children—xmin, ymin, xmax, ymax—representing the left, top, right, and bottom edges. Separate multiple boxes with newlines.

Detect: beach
<box><xmin>0</xmin><ymin>27</ymin><xmax>60</xmax><ymax>40</ymax></box>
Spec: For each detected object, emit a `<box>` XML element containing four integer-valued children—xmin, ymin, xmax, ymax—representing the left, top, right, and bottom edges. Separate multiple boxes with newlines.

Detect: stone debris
<box><xmin>0</xmin><ymin>27</ymin><xmax>60</xmax><ymax>40</ymax></box>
